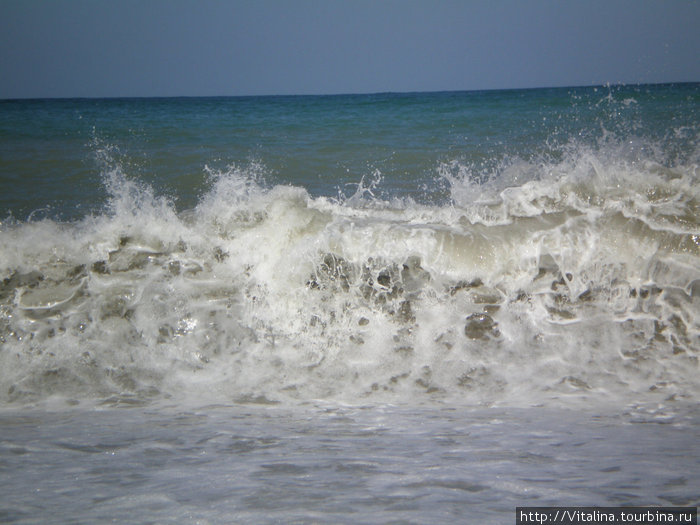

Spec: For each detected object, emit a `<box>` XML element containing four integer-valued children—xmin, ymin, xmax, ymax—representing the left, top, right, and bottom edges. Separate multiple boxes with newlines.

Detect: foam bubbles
<box><xmin>1</xmin><ymin>146</ymin><xmax>698</xmax><ymax>409</ymax></box>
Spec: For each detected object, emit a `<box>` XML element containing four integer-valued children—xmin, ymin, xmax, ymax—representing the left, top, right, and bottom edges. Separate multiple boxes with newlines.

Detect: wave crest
<box><xmin>1</xmin><ymin>146</ymin><xmax>698</xmax><ymax>408</ymax></box>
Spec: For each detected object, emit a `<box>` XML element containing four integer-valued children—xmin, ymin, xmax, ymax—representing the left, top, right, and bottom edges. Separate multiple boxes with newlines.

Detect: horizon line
<box><xmin>1</xmin><ymin>81</ymin><xmax>698</xmax><ymax>102</ymax></box>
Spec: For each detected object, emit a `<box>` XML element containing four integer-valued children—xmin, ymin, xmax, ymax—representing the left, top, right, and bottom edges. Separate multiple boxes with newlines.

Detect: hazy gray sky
<box><xmin>1</xmin><ymin>0</ymin><xmax>698</xmax><ymax>98</ymax></box>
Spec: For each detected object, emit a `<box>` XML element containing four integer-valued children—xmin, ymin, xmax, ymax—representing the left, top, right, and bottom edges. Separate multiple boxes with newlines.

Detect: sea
<box><xmin>0</xmin><ymin>84</ymin><xmax>698</xmax><ymax>523</ymax></box>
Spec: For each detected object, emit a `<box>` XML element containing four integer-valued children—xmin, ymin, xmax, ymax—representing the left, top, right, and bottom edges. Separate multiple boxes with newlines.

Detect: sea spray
<box><xmin>1</xmin><ymin>85</ymin><xmax>698</xmax><ymax>408</ymax></box>
<box><xmin>1</xmin><ymin>138</ymin><xmax>698</xmax><ymax>407</ymax></box>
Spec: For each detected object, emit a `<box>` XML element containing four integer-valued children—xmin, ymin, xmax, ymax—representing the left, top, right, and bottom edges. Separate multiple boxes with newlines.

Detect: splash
<box><xmin>0</xmin><ymin>139</ymin><xmax>698</xmax><ymax>409</ymax></box>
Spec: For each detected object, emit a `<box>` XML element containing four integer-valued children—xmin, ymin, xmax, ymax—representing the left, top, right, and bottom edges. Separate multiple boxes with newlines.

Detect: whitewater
<box><xmin>0</xmin><ymin>85</ymin><xmax>698</xmax><ymax>523</ymax></box>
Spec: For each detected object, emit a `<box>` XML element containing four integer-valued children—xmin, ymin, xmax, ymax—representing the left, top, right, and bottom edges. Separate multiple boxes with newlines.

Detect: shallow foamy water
<box><xmin>1</xmin><ymin>402</ymin><xmax>698</xmax><ymax>524</ymax></box>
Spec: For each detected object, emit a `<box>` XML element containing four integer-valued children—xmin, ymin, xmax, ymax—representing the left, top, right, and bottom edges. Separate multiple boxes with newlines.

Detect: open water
<box><xmin>1</xmin><ymin>84</ymin><xmax>698</xmax><ymax>523</ymax></box>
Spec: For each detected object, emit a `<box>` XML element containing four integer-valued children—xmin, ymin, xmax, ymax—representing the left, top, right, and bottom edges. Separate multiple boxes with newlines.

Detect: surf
<box><xmin>1</xmin><ymin>130</ymin><xmax>698</xmax><ymax>409</ymax></box>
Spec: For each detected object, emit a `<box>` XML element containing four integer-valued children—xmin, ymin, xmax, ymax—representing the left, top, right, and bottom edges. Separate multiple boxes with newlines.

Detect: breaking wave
<box><xmin>1</xmin><ymin>140</ymin><xmax>698</xmax><ymax>409</ymax></box>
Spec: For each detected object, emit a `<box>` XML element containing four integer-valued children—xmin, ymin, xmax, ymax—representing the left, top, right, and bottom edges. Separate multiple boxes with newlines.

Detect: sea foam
<box><xmin>0</xmin><ymin>140</ymin><xmax>698</xmax><ymax>409</ymax></box>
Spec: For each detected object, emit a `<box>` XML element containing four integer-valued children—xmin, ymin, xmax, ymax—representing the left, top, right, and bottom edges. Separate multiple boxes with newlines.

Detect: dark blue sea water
<box><xmin>1</xmin><ymin>85</ymin><xmax>698</xmax><ymax>523</ymax></box>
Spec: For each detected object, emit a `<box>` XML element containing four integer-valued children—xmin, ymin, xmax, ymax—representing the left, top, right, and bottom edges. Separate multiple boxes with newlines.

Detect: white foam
<box><xmin>1</xmin><ymin>146</ymin><xmax>698</xmax><ymax>408</ymax></box>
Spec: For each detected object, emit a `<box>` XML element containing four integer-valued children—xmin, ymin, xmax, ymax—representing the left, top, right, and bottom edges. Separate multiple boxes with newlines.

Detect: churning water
<box><xmin>1</xmin><ymin>85</ymin><xmax>698</xmax><ymax>522</ymax></box>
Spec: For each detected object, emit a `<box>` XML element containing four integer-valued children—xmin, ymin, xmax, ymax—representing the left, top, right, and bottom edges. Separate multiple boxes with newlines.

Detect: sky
<box><xmin>0</xmin><ymin>0</ymin><xmax>698</xmax><ymax>99</ymax></box>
